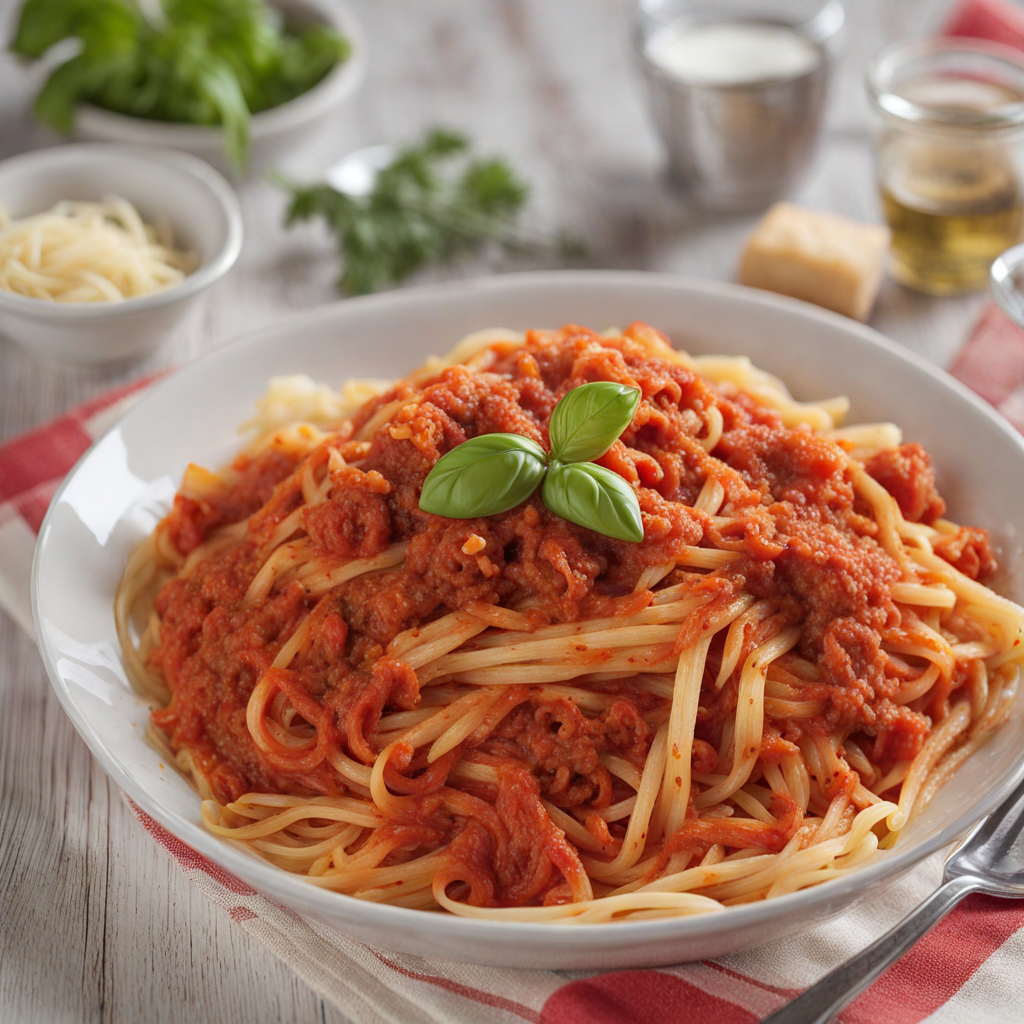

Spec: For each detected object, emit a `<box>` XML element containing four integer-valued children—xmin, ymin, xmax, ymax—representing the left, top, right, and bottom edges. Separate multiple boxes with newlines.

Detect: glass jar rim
<box><xmin>868</xmin><ymin>37</ymin><xmax>1024</xmax><ymax>130</ymax></box>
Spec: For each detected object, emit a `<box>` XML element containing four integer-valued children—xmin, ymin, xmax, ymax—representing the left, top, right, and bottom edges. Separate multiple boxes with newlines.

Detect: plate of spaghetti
<box><xmin>33</xmin><ymin>272</ymin><xmax>1024</xmax><ymax>968</ymax></box>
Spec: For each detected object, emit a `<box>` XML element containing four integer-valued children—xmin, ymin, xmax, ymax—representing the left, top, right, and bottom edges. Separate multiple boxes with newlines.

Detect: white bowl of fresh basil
<box><xmin>11</xmin><ymin>0</ymin><xmax>367</xmax><ymax>177</ymax></box>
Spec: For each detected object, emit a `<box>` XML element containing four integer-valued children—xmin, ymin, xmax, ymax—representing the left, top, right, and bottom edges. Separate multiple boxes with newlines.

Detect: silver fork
<box><xmin>761</xmin><ymin>775</ymin><xmax>1024</xmax><ymax>1024</ymax></box>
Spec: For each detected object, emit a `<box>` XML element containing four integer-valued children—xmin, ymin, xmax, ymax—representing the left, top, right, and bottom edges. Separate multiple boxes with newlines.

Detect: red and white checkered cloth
<box><xmin>0</xmin><ymin>376</ymin><xmax>162</xmax><ymax>639</ymax></box>
<box><xmin>3</xmin><ymin>305</ymin><xmax>1024</xmax><ymax>1023</ymax></box>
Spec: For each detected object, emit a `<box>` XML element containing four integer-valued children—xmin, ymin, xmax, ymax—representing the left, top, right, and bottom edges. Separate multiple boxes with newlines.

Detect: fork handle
<box><xmin>760</xmin><ymin>873</ymin><xmax>983</xmax><ymax>1024</ymax></box>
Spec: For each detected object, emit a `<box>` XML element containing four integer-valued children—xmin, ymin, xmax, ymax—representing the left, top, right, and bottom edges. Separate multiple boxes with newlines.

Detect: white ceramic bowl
<box><xmin>32</xmin><ymin>272</ymin><xmax>1024</xmax><ymax>969</ymax></box>
<box><xmin>72</xmin><ymin>0</ymin><xmax>367</xmax><ymax>176</ymax></box>
<box><xmin>0</xmin><ymin>144</ymin><xmax>243</xmax><ymax>366</ymax></box>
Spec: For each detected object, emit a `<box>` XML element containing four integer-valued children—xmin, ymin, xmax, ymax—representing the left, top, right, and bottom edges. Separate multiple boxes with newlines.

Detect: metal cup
<box><xmin>636</xmin><ymin>0</ymin><xmax>844</xmax><ymax>213</ymax></box>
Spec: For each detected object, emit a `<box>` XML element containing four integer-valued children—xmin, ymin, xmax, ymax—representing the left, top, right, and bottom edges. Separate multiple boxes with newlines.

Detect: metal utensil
<box><xmin>634</xmin><ymin>0</ymin><xmax>845</xmax><ymax>212</ymax></box>
<box><xmin>992</xmin><ymin>242</ymin><xmax>1024</xmax><ymax>326</ymax></box>
<box><xmin>761</xmin><ymin>775</ymin><xmax>1024</xmax><ymax>1024</ymax></box>
<box><xmin>325</xmin><ymin>143</ymin><xmax>394</xmax><ymax>197</ymax></box>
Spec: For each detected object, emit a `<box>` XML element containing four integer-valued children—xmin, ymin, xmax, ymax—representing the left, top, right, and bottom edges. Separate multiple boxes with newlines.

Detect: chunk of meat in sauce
<box><xmin>865</xmin><ymin>442</ymin><xmax>945</xmax><ymax>524</ymax></box>
<box><xmin>166</xmin><ymin>449</ymin><xmax>301</xmax><ymax>555</ymax></box>
<box><xmin>482</xmin><ymin>696</ymin><xmax>650</xmax><ymax>809</ymax></box>
<box><xmin>933</xmin><ymin>525</ymin><xmax>997</xmax><ymax>581</ymax></box>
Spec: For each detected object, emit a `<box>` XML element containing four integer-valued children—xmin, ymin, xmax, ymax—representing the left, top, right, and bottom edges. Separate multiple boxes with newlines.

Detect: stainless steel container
<box><xmin>636</xmin><ymin>0</ymin><xmax>844</xmax><ymax>212</ymax></box>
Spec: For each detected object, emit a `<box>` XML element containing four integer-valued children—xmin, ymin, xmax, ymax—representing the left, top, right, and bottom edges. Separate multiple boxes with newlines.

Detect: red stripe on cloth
<box><xmin>0</xmin><ymin>415</ymin><xmax>92</xmax><ymax>504</ymax></box>
<box><xmin>229</xmin><ymin>906</ymin><xmax>259</xmax><ymax>923</ymax></box>
<box><xmin>128</xmin><ymin>800</ymin><xmax>258</xmax><ymax>897</ymax></box>
<box><xmin>367</xmin><ymin>948</ymin><xmax>541</xmax><ymax>1023</ymax></box>
<box><xmin>839</xmin><ymin>893</ymin><xmax>1024</xmax><ymax>1024</ymax></box>
<box><xmin>702</xmin><ymin>960</ymin><xmax>800</xmax><ymax>1000</ymax></box>
<box><xmin>74</xmin><ymin>373</ymin><xmax>164</xmax><ymax>423</ymax></box>
<box><xmin>14</xmin><ymin>479</ymin><xmax>61</xmax><ymax>535</ymax></box>
<box><xmin>0</xmin><ymin>373</ymin><xmax>162</xmax><ymax>506</ymax></box>
<box><xmin>943</xmin><ymin>0</ymin><xmax>1024</xmax><ymax>50</ymax></box>
<box><xmin>948</xmin><ymin>305</ymin><xmax>1024</xmax><ymax>408</ymax></box>
<box><xmin>540</xmin><ymin>972</ymin><xmax>757</xmax><ymax>1024</ymax></box>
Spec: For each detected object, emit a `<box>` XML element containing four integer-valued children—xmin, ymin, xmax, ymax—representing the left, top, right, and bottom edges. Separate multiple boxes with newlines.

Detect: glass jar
<box><xmin>868</xmin><ymin>38</ymin><xmax>1024</xmax><ymax>295</ymax></box>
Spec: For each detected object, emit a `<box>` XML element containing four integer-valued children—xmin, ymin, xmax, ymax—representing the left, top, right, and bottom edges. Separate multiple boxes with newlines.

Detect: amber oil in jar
<box><xmin>869</xmin><ymin>41</ymin><xmax>1024</xmax><ymax>295</ymax></box>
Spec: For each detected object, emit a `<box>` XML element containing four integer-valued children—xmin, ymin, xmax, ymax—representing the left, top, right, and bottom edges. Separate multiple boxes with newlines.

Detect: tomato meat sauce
<box><xmin>149</xmin><ymin>324</ymin><xmax>991</xmax><ymax>906</ymax></box>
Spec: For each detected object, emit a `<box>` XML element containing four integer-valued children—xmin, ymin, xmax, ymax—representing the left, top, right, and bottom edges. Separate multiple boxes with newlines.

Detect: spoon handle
<box><xmin>761</xmin><ymin>873</ymin><xmax>982</xmax><ymax>1024</ymax></box>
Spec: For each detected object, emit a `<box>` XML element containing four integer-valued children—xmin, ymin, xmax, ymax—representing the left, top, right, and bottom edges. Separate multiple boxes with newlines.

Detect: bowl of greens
<box><xmin>10</xmin><ymin>0</ymin><xmax>366</xmax><ymax>175</ymax></box>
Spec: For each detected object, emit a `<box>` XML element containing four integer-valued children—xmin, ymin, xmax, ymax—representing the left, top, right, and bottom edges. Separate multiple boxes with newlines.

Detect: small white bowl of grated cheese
<box><xmin>0</xmin><ymin>144</ymin><xmax>243</xmax><ymax>365</ymax></box>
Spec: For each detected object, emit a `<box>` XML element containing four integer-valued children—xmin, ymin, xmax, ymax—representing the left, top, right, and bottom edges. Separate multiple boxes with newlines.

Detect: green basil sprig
<box><xmin>418</xmin><ymin>381</ymin><xmax>644</xmax><ymax>542</ymax></box>
<box><xmin>542</xmin><ymin>460</ymin><xmax>643</xmax><ymax>542</ymax></box>
<box><xmin>418</xmin><ymin>433</ymin><xmax>547</xmax><ymax>517</ymax></box>
<box><xmin>548</xmin><ymin>379</ymin><xmax>642</xmax><ymax>463</ymax></box>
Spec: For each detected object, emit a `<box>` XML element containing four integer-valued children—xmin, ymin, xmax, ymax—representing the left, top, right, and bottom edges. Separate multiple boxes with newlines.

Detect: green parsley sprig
<box><xmin>280</xmin><ymin>128</ymin><xmax>580</xmax><ymax>296</ymax></box>
<box><xmin>10</xmin><ymin>0</ymin><xmax>351</xmax><ymax>169</ymax></box>
<box><xmin>419</xmin><ymin>381</ymin><xmax>644</xmax><ymax>543</ymax></box>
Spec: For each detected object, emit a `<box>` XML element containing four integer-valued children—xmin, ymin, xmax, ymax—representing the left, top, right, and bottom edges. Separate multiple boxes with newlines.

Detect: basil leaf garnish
<box><xmin>548</xmin><ymin>381</ymin><xmax>641</xmax><ymax>464</ymax></box>
<box><xmin>419</xmin><ymin>433</ymin><xmax>547</xmax><ymax>518</ymax></box>
<box><xmin>541</xmin><ymin>460</ymin><xmax>644</xmax><ymax>543</ymax></box>
<box><xmin>418</xmin><ymin>381</ymin><xmax>645</xmax><ymax>542</ymax></box>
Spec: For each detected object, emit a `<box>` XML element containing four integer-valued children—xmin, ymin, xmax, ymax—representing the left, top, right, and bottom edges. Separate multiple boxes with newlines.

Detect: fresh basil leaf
<box><xmin>419</xmin><ymin>433</ymin><xmax>547</xmax><ymax>518</ymax></box>
<box><xmin>12</xmin><ymin>0</ymin><xmax>139</xmax><ymax>60</ymax></box>
<box><xmin>13</xmin><ymin>0</ymin><xmax>351</xmax><ymax>168</ymax></box>
<box><xmin>194</xmin><ymin>57</ymin><xmax>251</xmax><ymax>170</ymax></box>
<box><xmin>548</xmin><ymin>381</ymin><xmax>641</xmax><ymax>464</ymax></box>
<box><xmin>33</xmin><ymin>50</ymin><xmax>127</xmax><ymax>133</ymax></box>
<box><xmin>541</xmin><ymin>460</ymin><xmax>643</xmax><ymax>543</ymax></box>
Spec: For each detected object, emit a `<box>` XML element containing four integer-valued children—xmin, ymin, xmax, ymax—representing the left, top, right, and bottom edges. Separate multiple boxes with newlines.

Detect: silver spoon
<box><xmin>992</xmin><ymin>242</ymin><xmax>1024</xmax><ymax>327</ymax></box>
<box><xmin>761</xmin><ymin>775</ymin><xmax>1024</xmax><ymax>1024</ymax></box>
<box><xmin>325</xmin><ymin>143</ymin><xmax>395</xmax><ymax>197</ymax></box>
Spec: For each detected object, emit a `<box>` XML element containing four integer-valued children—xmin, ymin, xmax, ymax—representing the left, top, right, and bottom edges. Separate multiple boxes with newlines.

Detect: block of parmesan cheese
<box><xmin>738</xmin><ymin>203</ymin><xmax>890</xmax><ymax>322</ymax></box>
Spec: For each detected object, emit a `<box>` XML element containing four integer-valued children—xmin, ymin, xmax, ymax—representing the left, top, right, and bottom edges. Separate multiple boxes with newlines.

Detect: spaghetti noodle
<box><xmin>0</xmin><ymin>196</ymin><xmax>196</xmax><ymax>302</ymax></box>
<box><xmin>117</xmin><ymin>322</ymin><xmax>1022</xmax><ymax>921</ymax></box>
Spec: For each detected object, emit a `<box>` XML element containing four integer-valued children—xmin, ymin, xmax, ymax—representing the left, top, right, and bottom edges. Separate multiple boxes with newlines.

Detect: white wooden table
<box><xmin>0</xmin><ymin>1</ymin><xmax>993</xmax><ymax>1021</ymax></box>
